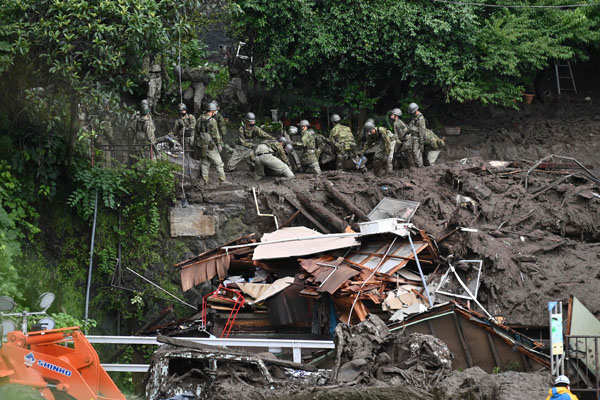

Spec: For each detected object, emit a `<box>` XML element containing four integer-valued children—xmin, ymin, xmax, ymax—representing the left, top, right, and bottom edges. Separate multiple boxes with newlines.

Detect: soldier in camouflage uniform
<box><xmin>212</xmin><ymin>101</ymin><xmax>228</xmax><ymax>140</ymax></box>
<box><xmin>406</xmin><ymin>103</ymin><xmax>425</xmax><ymax>167</ymax></box>
<box><xmin>195</xmin><ymin>102</ymin><xmax>228</xmax><ymax>185</ymax></box>
<box><xmin>226</xmin><ymin>112</ymin><xmax>274</xmax><ymax>171</ymax></box>
<box><xmin>296</xmin><ymin>120</ymin><xmax>321</xmax><ymax>174</ymax></box>
<box><xmin>132</xmin><ymin>99</ymin><xmax>156</xmax><ymax>159</ymax></box>
<box><xmin>329</xmin><ymin>114</ymin><xmax>356</xmax><ymax>170</ymax></box>
<box><xmin>389</xmin><ymin>108</ymin><xmax>409</xmax><ymax>169</ymax></box>
<box><xmin>362</xmin><ymin>121</ymin><xmax>398</xmax><ymax>175</ymax></box>
<box><xmin>254</xmin><ymin>138</ymin><xmax>295</xmax><ymax>180</ymax></box>
<box><xmin>172</xmin><ymin>103</ymin><xmax>196</xmax><ymax>149</ymax></box>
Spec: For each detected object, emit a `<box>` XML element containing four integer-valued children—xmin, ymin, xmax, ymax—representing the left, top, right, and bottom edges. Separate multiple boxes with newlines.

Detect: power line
<box><xmin>433</xmin><ymin>0</ymin><xmax>598</xmax><ymax>8</ymax></box>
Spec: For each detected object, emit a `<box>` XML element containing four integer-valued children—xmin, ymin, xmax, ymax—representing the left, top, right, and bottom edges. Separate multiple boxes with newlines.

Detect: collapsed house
<box><xmin>175</xmin><ymin>216</ymin><xmax>438</xmax><ymax>337</ymax></box>
<box><xmin>158</xmin><ymin>196</ymin><xmax>548</xmax><ymax>373</ymax></box>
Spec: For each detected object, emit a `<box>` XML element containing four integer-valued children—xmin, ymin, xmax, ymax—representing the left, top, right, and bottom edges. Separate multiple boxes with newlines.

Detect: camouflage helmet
<box><xmin>288</xmin><ymin>126</ymin><xmax>299</xmax><ymax>135</ymax></box>
<box><xmin>141</xmin><ymin>99</ymin><xmax>149</xmax><ymax>107</ymax></box>
<box><xmin>390</xmin><ymin>108</ymin><xmax>402</xmax><ymax>117</ymax></box>
<box><xmin>299</xmin><ymin>120</ymin><xmax>310</xmax><ymax>127</ymax></box>
<box><xmin>364</xmin><ymin>121</ymin><xmax>376</xmax><ymax>131</ymax></box>
<box><xmin>330</xmin><ymin>114</ymin><xmax>341</xmax><ymax>123</ymax></box>
<box><xmin>208</xmin><ymin>102</ymin><xmax>218</xmax><ymax>111</ymax></box>
<box><xmin>246</xmin><ymin>112</ymin><xmax>256</xmax><ymax>122</ymax></box>
<box><xmin>178</xmin><ymin>103</ymin><xmax>187</xmax><ymax>111</ymax></box>
<box><xmin>408</xmin><ymin>103</ymin><xmax>419</xmax><ymax>114</ymax></box>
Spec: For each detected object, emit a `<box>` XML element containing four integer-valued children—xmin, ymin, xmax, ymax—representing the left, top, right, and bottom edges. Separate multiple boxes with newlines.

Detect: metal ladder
<box><xmin>554</xmin><ymin>61</ymin><xmax>577</xmax><ymax>95</ymax></box>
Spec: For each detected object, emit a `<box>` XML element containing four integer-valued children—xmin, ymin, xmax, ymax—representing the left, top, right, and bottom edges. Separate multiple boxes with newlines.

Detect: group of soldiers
<box><xmin>133</xmin><ymin>99</ymin><xmax>445</xmax><ymax>185</ymax></box>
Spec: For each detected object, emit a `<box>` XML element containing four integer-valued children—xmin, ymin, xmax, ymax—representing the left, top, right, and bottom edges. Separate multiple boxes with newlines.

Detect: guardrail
<box><xmin>565</xmin><ymin>335</ymin><xmax>600</xmax><ymax>398</ymax></box>
<box><xmin>88</xmin><ymin>336</ymin><xmax>335</xmax><ymax>372</ymax></box>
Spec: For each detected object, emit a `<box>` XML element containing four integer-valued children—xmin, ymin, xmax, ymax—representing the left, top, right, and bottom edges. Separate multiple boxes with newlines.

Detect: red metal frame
<box><xmin>202</xmin><ymin>285</ymin><xmax>245</xmax><ymax>338</ymax></box>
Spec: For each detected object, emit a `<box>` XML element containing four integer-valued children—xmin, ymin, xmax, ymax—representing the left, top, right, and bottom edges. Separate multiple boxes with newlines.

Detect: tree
<box><xmin>230</xmin><ymin>0</ymin><xmax>600</xmax><ymax>108</ymax></box>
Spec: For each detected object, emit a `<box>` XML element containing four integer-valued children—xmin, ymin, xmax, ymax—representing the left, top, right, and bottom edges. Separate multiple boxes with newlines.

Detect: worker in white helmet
<box><xmin>545</xmin><ymin>375</ymin><xmax>578</xmax><ymax>400</ymax></box>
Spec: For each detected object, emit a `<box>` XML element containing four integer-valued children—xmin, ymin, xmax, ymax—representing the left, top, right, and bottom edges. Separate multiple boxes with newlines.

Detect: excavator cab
<box><xmin>0</xmin><ymin>294</ymin><xmax>125</xmax><ymax>400</ymax></box>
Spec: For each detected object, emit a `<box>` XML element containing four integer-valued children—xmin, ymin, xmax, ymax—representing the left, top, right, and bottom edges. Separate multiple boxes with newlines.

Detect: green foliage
<box><xmin>206</xmin><ymin>66</ymin><xmax>231</xmax><ymax>99</ymax></box>
<box><xmin>0</xmin><ymin>161</ymin><xmax>40</xmax><ymax>303</ymax></box>
<box><xmin>230</xmin><ymin>0</ymin><xmax>600</xmax><ymax>107</ymax></box>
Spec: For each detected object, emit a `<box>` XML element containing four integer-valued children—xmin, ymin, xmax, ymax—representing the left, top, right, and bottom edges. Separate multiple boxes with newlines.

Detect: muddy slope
<box><xmin>187</xmin><ymin>99</ymin><xmax>600</xmax><ymax>326</ymax></box>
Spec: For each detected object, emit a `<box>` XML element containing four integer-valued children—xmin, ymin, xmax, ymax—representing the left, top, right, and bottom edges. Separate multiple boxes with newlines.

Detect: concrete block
<box><xmin>170</xmin><ymin>205</ymin><xmax>216</xmax><ymax>237</ymax></box>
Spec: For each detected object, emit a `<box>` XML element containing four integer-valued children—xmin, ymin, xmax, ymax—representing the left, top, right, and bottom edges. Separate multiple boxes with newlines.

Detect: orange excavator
<box><xmin>0</xmin><ymin>294</ymin><xmax>125</xmax><ymax>400</ymax></box>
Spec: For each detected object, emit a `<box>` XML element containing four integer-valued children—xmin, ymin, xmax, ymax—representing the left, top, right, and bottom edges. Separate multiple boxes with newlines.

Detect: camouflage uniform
<box><xmin>406</xmin><ymin>112</ymin><xmax>426</xmax><ymax>168</ymax></box>
<box><xmin>196</xmin><ymin>113</ymin><xmax>226</xmax><ymax>184</ymax></box>
<box><xmin>254</xmin><ymin>142</ymin><xmax>294</xmax><ymax>180</ymax></box>
<box><xmin>226</xmin><ymin>124</ymin><xmax>274</xmax><ymax>171</ymax></box>
<box><xmin>173</xmin><ymin>113</ymin><xmax>196</xmax><ymax>148</ymax></box>
<box><xmin>330</xmin><ymin>123</ymin><xmax>356</xmax><ymax>169</ymax></box>
<box><xmin>299</xmin><ymin>130</ymin><xmax>321</xmax><ymax>174</ymax></box>
<box><xmin>364</xmin><ymin>127</ymin><xmax>397</xmax><ymax>175</ymax></box>
<box><xmin>214</xmin><ymin>111</ymin><xmax>227</xmax><ymax>140</ymax></box>
<box><xmin>133</xmin><ymin>113</ymin><xmax>156</xmax><ymax>159</ymax></box>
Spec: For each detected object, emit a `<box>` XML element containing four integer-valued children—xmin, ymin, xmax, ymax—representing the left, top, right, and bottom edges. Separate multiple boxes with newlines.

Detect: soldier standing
<box><xmin>406</xmin><ymin>102</ymin><xmax>426</xmax><ymax>167</ymax></box>
<box><xmin>254</xmin><ymin>138</ymin><xmax>295</xmax><ymax>180</ymax></box>
<box><xmin>389</xmin><ymin>108</ymin><xmax>408</xmax><ymax>169</ymax></box>
<box><xmin>195</xmin><ymin>103</ymin><xmax>228</xmax><ymax>185</ymax></box>
<box><xmin>329</xmin><ymin>114</ymin><xmax>356</xmax><ymax>170</ymax></box>
<box><xmin>226</xmin><ymin>112</ymin><xmax>274</xmax><ymax>171</ymax></box>
<box><xmin>297</xmin><ymin>120</ymin><xmax>321</xmax><ymax>174</ymax></box>
<box><xmin>362</xmin><ymin>121</ymin><xmax>398</xmax><ymax>175</ymax></box>
<box><xmin>133</xmin><ymin>99</ymin><xmax>156</xmax><ymax>159</ymax></box>
<box><xmin>212</xmin><ymin>101</ymin><xmax>228</xmax><ymax>140</ymax></box>
<box><xmin>172</xmin><ymin>103</ymin><xmax>196</xmax><ymax>149</ymax></box>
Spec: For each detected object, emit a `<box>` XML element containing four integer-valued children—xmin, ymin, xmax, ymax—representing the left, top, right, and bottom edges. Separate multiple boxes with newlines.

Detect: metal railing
<box><xmin>88</xmin><ymin>335</ymin><xmax>335</xmax><ymax>372</ymax></box>
<box><xmin>565</xmin><ymin>335</ymin><xmax>600</xmax><ymax>398</ymax></box>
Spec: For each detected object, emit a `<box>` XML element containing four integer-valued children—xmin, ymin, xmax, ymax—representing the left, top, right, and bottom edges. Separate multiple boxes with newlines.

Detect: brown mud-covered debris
<box><xmin>198</xmin><ymin>150</ymin><xmax>599</xmax><ymax>325</ymax></box>
<box><xmin>332</xmin><ymin>315</ymin><xmax>452</xmax><ymax>390</ymax></box>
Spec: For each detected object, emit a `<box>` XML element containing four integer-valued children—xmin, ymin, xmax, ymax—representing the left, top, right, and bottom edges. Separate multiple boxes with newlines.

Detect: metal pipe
<box><xmin>252</xmin><ymin>187</ymin><xmax>278</xmax><ymax>229</ymax></box>
<box><xmin>126</xmin><ymin>267</ymin><xmax>197</xmax><ymax>310</ymax></box>
<box><xmin>408</xmin><ymin>232</ymin><xmax>434</xmax><ymax>307</ymax></box>
<box><xmin>84</xmin><ymin>190</ymin><xmax>99</xmax><ymax>331</ymax></box>
<box><xmin>347</xmin><ymin>237</ymin><xmax>397</xmax><ymax>324</ymax></box>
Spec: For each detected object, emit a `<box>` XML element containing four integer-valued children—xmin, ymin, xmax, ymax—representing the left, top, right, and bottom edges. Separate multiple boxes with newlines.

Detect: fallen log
<box><xmin>296</xmin><ymin>191</ymin><xmax>348</xmax><ymax>232</ymax></box>
<box><xmin>324</xmin><ymin>180</ymin><xmax>370</xmax><ymax>221</ymax></box>
<box><xmin>283</xmin><ymin>193</ymin><xmax>331</xmax><ymax>233</ymax></box>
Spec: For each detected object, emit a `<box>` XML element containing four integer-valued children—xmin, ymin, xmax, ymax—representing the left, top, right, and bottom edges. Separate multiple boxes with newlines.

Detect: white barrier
<box><xmin>88</xmin><ymin>336</ymin><xmax>335</xmax><ymax>372</ymax></box>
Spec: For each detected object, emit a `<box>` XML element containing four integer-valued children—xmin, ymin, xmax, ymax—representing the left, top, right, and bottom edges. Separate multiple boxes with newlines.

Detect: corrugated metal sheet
<box><xmin>253</xmin><ymin>227</ymin><xmax>360</xmax><ymax>260</ymax></box>
<box><xmin>180</xmin><ymin>254</ymin><xmax>230</xmax><ymax>291</ymax></box>
<box><xmin>347</xmin><ymin>240</ymin><xmax>428</xmax><ymax>274</ymax></box>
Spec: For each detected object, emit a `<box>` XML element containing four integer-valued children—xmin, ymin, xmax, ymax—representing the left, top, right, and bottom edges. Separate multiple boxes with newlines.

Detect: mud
<box><xmin>184</xmin><ymin>99</ymin><xmax>600</xmax><ymax>327</ymax></box>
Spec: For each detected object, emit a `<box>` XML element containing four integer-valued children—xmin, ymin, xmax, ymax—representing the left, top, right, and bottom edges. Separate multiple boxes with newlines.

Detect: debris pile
<box><xmin>172</xmin><ymin>219</ymin><xmax>439</xmax><ymax>338</ymax></box>
<box><xmin>332</xmin><ymin>315</ymin><xmax>452</xmax><ymax>390</ymax></box>
<box><xmin>146</xmin><ymin>336</ymin><xmax>328</xmax><ymax>400</ymax></box>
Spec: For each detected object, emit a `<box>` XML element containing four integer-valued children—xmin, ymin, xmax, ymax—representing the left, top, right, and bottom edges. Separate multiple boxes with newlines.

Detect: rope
<box><xmin>433</xmin><ymin>0</ymin><xmax>598</xmax><ymax>8</ymax></box>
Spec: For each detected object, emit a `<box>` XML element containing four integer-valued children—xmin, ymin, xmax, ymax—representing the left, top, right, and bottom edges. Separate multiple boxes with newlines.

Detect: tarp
<box><xmin>247</xmin><ymin>276</ymin><xmax>294</xmax><ymax>304</ymax></box>
<box><xmin>252</xmin><ymin>227</ymin><xmax>360</xmax><ymax>260</ymax></box>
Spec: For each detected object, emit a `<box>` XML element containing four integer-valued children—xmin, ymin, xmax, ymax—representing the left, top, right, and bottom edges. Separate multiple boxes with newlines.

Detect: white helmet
<box><xmin>554</xmin><ymin>375</ymin><xmax>570</xmax><ymax>386</ymax></box>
